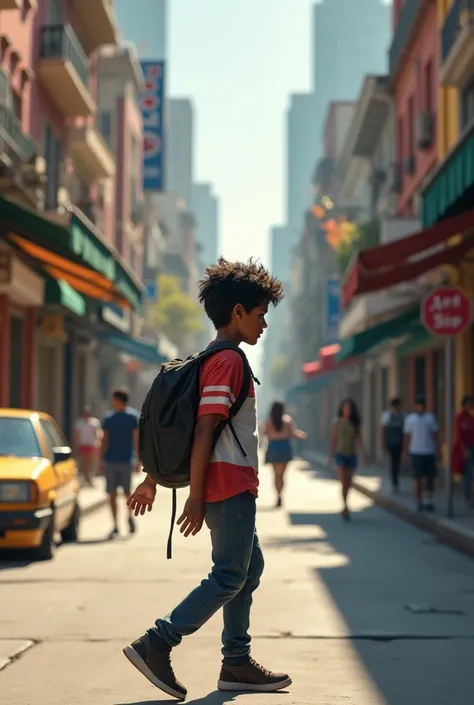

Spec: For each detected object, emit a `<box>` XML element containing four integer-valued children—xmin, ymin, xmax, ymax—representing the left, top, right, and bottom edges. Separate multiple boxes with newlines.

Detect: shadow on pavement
<box><xmin>0</xmin><ymin>553</ymin><xmax>33</xmax><ymax>571</ymax></box>
<box><xmin>267</xmin><ymin>483</ymin><xmax>474</xmax><ymax>704</ymax></box>
<box><xmin>116</xmin><ymin>692</ymin><xmax>289</xmax><ymax>705</ymax></box>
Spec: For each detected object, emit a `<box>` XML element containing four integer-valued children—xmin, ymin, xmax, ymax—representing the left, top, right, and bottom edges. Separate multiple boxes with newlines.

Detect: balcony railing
<box><xmin>389</xmin><ymin>0</ymin><xmax>423</xmax><ymax>78</ymax></box>
<box><xmin>40</xmin><ymin>24</ymin><xmax>89</xmax><ymax>88</ymax></box>
<box><xmin>0</xmin><ymin>104</ymin><xmax>36</xmax><ymax>161</ymax></box>
<box><xmin>441</xmin><ymin>0</ymin><xmax>474</xmax><ymax>63</ymax></box>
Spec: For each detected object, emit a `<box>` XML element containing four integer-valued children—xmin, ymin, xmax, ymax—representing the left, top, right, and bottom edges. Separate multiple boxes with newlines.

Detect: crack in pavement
<box><xmin>3</xmin><ymin>633</ymin><xmax>474</xmax><ymax>645</ymax></box>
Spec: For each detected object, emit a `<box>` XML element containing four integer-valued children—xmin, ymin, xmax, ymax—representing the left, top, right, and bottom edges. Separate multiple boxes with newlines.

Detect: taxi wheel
<box><xmin>61</xmin><ymin>502</ymin><xmax>80</xmax><ymax>543</ymax></box>
<box><xmin>35</xmin><ymin>509</ymin><xmax>55</xmax><ymax>561</ymax></box>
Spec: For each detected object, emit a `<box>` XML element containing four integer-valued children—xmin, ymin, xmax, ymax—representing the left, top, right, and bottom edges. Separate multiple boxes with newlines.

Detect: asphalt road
<box><xmin>1</xmin><ymin>460</ymin><xmax>474</xmax><ymax>704</ymax></box>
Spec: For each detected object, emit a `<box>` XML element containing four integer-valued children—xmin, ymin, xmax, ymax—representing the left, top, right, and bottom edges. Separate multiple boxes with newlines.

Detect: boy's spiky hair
<box><xmin>198</xmin><ymin>257</ymin><xmax>284</xmax><ymax>329</ymax></box>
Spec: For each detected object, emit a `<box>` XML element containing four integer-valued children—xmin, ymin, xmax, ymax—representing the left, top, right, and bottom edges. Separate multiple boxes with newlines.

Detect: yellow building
<box><xmin>423</xmin><ymin>0</ymin><xmax>474</xmax><ymax>406</ymax></box>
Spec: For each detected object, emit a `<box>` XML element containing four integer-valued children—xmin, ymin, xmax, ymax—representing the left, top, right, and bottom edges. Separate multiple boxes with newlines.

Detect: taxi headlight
<box><xmin>0</xmin><ymin>481</ymin><xmax>32</xmax><ymax>503</ymax></box>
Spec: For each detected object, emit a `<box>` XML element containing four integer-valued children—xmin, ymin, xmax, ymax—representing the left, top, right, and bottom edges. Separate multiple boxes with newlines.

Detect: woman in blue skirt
<box><xmin>263</xmin><ymin>401</ymin><xmax>307</xmax><ymax>507</ymax></box>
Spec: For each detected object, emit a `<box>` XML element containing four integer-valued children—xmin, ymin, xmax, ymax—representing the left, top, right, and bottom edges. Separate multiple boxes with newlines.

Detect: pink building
<box><xmin>390</xmin><ymin>0</ymin><xmax>438</xmax><ymax>217</ymax></box>
<box><xmin>0</xmin><ymin>2</ymin><xmax>146</xmax><ymax>431</ymax></box>
<box><xmin>97</xmin><ymin>45</ymin><xmax>144</xmax><ymax>276</ymax></box>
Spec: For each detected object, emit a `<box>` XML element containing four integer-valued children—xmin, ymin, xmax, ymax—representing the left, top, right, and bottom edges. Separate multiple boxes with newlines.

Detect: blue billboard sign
<box><xmin>325</xmin><ymin>276</ymin><xmax>341</xmax><ymax>344</ymax></box>
<box><xmin>140</xmin><ymin>61</ymin><xmax>165</xmax><ymax>192</ymax></box>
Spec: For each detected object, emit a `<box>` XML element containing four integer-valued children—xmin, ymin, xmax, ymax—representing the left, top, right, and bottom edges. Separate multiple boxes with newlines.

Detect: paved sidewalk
<box><xmin>78</xmin><ymin>474</ymin><xmax>141</xmax><ymax>516</ymax></box>
<box><xmin>304</xmin><ymin>449</ymin><xmax>474</xmax><ymax>558</ymax></box>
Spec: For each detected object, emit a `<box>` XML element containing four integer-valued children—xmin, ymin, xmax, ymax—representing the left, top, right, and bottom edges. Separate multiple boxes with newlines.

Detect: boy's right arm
<box><xmin>177</xmin><ymin>413</ymin><xmax>224</xmax><ymax>537</ymax></box>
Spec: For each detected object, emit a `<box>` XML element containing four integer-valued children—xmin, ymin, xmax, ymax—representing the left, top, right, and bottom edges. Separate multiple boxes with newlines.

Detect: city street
<box><xmin>1</xmin><ymin>461</ymin><xmax>474</xmax><ymax>704</ymax></box>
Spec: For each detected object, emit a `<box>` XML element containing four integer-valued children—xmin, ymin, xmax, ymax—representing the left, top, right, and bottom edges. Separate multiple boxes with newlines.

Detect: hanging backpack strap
<box><xmin>167</xmin><ymin>488</ymin><xmax>178</xmax><ymax>560</ymax></box>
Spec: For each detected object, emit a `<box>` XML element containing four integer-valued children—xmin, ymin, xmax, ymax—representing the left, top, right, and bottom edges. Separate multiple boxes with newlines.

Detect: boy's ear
<box><xmin>234</xmin><ymin>304</ymin><xmax>244</xmax><ymax>319</ymax></box>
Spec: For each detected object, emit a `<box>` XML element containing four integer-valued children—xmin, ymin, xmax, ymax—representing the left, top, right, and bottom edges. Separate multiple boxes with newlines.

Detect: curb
<box><xmin>351</xmin><ymin>478</ymin><xmax>474</xmax><ymax>559</ymax></box>
<box><xmin>79</xmin><ymin>495</ymin><xmax>109</xmax><ymax>518</ymax></box>
<box><xmin>302</xmin><ymin>451</ymin><xmax>474</xmax><ymax>560</ymax></box>
<box><xmin>0</xmin><ymin>640</ymin><xmax>35</xmax><ymax>671</ymax></box>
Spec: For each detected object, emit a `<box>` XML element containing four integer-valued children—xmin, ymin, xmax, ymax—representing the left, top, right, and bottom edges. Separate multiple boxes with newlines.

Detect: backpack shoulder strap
<box><xmin>198</xmin><ymin>343</ymin><xmax>254</xmax><ymax>453</ymax></box>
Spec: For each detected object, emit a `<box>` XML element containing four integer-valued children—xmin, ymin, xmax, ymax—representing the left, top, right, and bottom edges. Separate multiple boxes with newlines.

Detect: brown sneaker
<box><xmin>123</xmin><ymin>634</ymin><xmax>187</xmax><ymax>701</ymax></box>
<box><xmin>218</xmin><ymin>658</ymin><xmax>292</xmax><ymax>692</ymax></box>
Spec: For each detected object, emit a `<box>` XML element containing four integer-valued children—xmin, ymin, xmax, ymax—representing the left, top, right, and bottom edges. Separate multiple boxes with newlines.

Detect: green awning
<box><xmin>336</xmin><ymin>306</ymin><xmax>421</xmax><ymax>362</ymax></box>
<box><xmin>396</xmin><ymin>324</ymin><xmax>435</xmax><ymax>357</ymax></box>
<box><xmin>0</xmin><ymin>195</ymin><xmax>144</xmax><ymax>311</ymax></box>
<box><xmin>45</xmin><ymin>277</ymin><xmax>86</xmax><ymax>317</ymax></box>
<box><xmin>286</xmin><ymin>371</ymin><xmax>336</xmax><ymax>403</ymax></box>
<box><xmin>423</xmin><ymin>129</ymin><xmax>474</xmax><ymax>227</ymax></box>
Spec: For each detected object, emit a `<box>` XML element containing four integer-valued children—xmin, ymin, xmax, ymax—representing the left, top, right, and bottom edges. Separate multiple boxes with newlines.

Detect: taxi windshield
<box><xmin>0</xmin><ymin>418</ymin><xmax>41</xmax><ymax>458</ymax></box>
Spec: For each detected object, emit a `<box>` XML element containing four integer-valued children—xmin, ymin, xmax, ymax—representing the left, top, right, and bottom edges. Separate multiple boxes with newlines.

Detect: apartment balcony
<box><xmin>0</xmin><ymin>105</ymin><xmax>36</xmax><ymax>166</ymax></box>
<box><xmin>69</xmin><ymin>125</ymin><xmax>115</xmax><ymax>182</ymax></box>
<box><xmin>440</xmin><ymin>0</ymin><xmax>474</xmax><ymax>86</ymax></box>
<box><xmin>37</xmin><ymin>25</ymin><xmax>95</xmax><ymax>119</ymax></box>
<box><xmin>72</xmin><ymin>0</ymin><xmax>119</xmax><ymax>54</ymax></box>
<box><xmin>389</xmin><ymin>0</ymin><xmax>423</xmax><ymax>80</ymax></box>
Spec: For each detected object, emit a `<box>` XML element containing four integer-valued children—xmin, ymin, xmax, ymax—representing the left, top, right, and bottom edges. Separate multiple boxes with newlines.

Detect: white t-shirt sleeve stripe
<box><xmin>202</xmin><ymin>386</ymin><xmax>236</xmax><ymax>403</ymax></box>
<box><xmin>199</xmin><ymin>396</ymin><xmax>231</xmax><ymax>407</ymax></box>
<box><xmin>203</xmin><ymin>385</ymin><xmax>232</xmax><ymax>393</ymax></box>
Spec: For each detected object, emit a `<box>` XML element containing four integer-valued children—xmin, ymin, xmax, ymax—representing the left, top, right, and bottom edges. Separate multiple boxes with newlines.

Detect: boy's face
<box><xmin>233</xmin><ymin>303</ymin><xmax>268</xmax><ymax>346</ymax></box>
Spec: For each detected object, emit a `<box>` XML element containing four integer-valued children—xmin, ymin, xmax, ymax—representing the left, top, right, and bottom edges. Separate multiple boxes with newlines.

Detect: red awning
<box><xmin>342</xmin><ymin>209</ymin><xmax>474</xmax><ymax>307</ymax></box>
<box><xmin>302</xmin><ymin>360</ymin><xmax>322</xmax><ymax>377</ymax></box>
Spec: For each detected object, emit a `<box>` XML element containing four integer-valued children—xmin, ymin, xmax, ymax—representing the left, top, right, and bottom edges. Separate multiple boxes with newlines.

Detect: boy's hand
<box><xmin>177</xmin><ymin>496</ymin><xmax>204</xmax><ymax>537</ymax></box>
<box><xmin>127</xmin><ymin>480</ymin><xmax>156</xmax><ymax>516</ymax></box>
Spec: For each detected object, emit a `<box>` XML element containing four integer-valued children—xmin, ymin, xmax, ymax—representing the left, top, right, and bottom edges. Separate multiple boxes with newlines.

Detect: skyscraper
<box><xmin>192</xmin><ymin>183</ymin><xmax>220</xmax><ymax>270</ymax></box>
<box><xmin>167</xmin><ymin>98</ymin><xmax>194</xmax><ymax>209</ymax></box>
<box><xmin>312</xmin><ymin>0</ymin><xmax>390</xmax><ymax>160</ymax></box>
<box><xmin>286</xmin><ymin>93</ymin><xmax>318</xmax><ymax>243</ymax></box>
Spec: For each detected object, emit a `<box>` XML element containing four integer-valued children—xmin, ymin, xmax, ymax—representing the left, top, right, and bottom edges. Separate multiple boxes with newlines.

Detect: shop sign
<box><xmin>324</xmin><ymin>276</ymin><xmax>341</xmax><ymax>344</ymax></box>
<box><xmin>421</xmin><ymin>286</ymin><xmax>472</xmax><ymax>337</ymax></box>
<box><xmin>41</xmin><ymin>313</ymin><xmax>66</xmax><ymax>341</ymax></box>
<box><xmin>140</xmin><ymin>61</ymin><xmax>165</xmax><ymax>192</ymax></box>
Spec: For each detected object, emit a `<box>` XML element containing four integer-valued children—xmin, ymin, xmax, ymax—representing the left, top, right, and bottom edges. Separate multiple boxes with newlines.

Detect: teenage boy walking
<box><xmin>124</xmin><ymin>258</ymin><xmax>289</xmax><ymax>700</ymax></box>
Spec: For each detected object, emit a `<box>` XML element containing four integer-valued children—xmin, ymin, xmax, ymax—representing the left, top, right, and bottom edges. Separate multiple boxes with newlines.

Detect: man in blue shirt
<box><xmin>101</xmin><ymin>388</ymin><xmax>139</xmax><ymax>538</ymax></box>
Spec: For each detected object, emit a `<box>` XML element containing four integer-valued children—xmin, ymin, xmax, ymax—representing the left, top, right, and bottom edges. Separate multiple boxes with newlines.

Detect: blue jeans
<box><xmin>151</xmin><ymin>491</ymin><xmax>264</xmax><ymax>661</ymax></box>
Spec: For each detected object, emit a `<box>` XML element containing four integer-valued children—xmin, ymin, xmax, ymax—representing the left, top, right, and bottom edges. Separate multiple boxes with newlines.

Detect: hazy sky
<box><xmin>168</xmin><ymin>0</ymin><xmax>314</xmax><ymax>266</ymax></box>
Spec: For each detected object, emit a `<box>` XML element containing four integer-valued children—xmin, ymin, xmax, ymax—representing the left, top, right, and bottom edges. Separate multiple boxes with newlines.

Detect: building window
<box><xmin>44</xmin><ymin>122</ymin><xmax>61</xmax><ymax>210</ymax></box>
<box><xmin>9</xmin><ymin>315</ymin><xmax>24</xmax><ymax>408</ymax></box>
<box><xmin>414</xmin><ymin>355</ymin><xmax>426</xmax><ymax>399</ymax></box>
<box><xmin>425</xmin><ymin>60</ymin><xmax>433</xmax><ymax>113</ymax></box>
<box><xmin>408</xmin><ymin>96</ymin><xmax>415</xmax><ymax>157</ymax></box>
<box><xmin>98</xmin><ymin>111</ymin><xmax>113</xmax><ymax>149</ymax></box>
<box><xmin>460</xmin><ymin>75</ymin><xmax>474</xmax><ymax>132</ymax></box>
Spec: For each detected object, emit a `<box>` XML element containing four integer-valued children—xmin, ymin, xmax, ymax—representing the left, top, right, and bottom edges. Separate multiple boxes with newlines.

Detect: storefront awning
<box><xmin>44</xmin><ymin>276</ymin><xmax>86</xmax><ymax>317</ymax></box>
<box><xmin>0</xmin><ymin>195</ymin><xmax>144</xmax><ymax>311</ymax></box>
<box><xmin>302</xmin><ymin>360</ymin><xmax>321</xmax><ymax>377</ymax></box>
<box><xmin>336</xmin><ymin>306</ymin><xmax>420</xmax><ymax>363</ymax></box>
<box><xmin>423</xmin><ymin>127</ymin><xmax>474</xmax><ymax>227</ymax></box>
<box><xmin>342</xmin><ymin>209</ymin><xmax>474</xmax><ymax>307</ymax></box>
<box><xmin>98</xmin><ymin>331</ymin><xmax>168</xmax><ymax>365</ymax></box>
<box><xmin>286</xmin><ymin>371</ymin><xmax>336</xmax><ymax>404</ymax></box>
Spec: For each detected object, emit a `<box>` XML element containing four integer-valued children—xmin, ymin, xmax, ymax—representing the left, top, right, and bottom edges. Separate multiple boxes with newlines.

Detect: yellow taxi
<box><xmin>0</xmin><ymin>409</ymin><xmax>80</xmax><ymax>560</ymax></box>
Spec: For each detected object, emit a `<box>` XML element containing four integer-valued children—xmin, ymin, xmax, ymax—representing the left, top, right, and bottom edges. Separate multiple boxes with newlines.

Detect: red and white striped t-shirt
<box><xmin>198</xmin><ymin>349</ymin><xmax>259</xmax><ymax>503</ymax></box>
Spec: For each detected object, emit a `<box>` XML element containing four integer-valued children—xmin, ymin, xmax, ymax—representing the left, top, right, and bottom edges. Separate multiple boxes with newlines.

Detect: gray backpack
<box><xmin>139</xmin><ymin>341</ymin><xmax>255</xmax><ymax>557</ymax></box>
<box><xmin>385</xmin><ymin>412</ymin><xmax>404</xmax><ymax>448</ymax></box>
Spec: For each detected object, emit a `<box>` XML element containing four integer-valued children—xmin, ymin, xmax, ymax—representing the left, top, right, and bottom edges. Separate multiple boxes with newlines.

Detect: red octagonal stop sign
<box><xmin>421</xmin><ymin>286</ymin><xmax>472</xmax><ymax>338</ymax></box>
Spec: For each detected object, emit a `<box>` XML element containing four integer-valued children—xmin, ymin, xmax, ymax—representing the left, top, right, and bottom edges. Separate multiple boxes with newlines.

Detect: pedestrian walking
<box><xmin>454</xmin><ymin>395</ymin><xmax>474</xmax><ymax>505</ymax></box>
<box><xmin>403</xmin><ymin>396</ymin><xmax>439</xmax><ymax>512</ymax></box>
<box><xmin>72</xmin><ymin>406</ymin><xmax>102</xmax><ymax>486</ymax></box>
<box><xmin>124</xmin><ymin>258</ymin><xmax>291</xmax><ymax>701</ymax></box>
<box><xmin>328</xmin><ymin>398</ymin><xmax>364</xmax><ymax>520</ymax></box>
<box><xmin>263</xmin><ymin>400</ymin><xmax>306</xmax><ymax>508</ymax></box>
<box><xmin>380</xmin><ymin>397</ymin><xmax>405</xmax><ymax>492</ymax></box>
<box><xmin>101</xmin><ymin>389</ymin><xmax>140</xmax><ymax>538</ymax></box>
